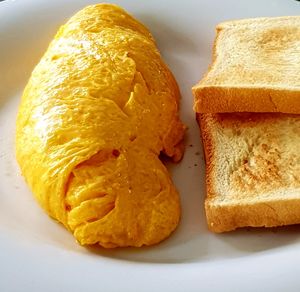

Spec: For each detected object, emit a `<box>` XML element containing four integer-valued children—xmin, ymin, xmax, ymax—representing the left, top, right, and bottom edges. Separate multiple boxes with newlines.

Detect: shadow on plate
<box><xmin>85</xmin><ymin>224</ymin><xmax>300</xmax><ymax>265</ymax></box>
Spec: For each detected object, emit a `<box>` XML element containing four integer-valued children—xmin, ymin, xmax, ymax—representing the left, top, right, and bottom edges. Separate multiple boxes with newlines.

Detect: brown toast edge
<box><xmin>193</xmin><ymin>86</ymin><xmax>300</xmax><ymax>114</ymax></box>
<box><xmin>205</xmin><ymin>198</ymin><xmax>300</xmax><ymax>233</ymax></box>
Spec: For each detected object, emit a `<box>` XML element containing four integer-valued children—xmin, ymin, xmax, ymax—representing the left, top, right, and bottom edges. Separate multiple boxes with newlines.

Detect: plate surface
<box><xmin>1</xmin><ymin>0</ymin><xmax>300</xmax><ymax>291</ymax></box>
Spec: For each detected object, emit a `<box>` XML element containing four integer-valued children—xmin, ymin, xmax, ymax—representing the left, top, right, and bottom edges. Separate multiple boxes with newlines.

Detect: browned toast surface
<box><xmin>193</xmin><ymin>16</ymin><xmax>300</xmax><ymax>114</ymax></box>
<box><xmin>198</xmin><ymin>112</ymin><xmax>300</xmax><ymax>232</ymax></box>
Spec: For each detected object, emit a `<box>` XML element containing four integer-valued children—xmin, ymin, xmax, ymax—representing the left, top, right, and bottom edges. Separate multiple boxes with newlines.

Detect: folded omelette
<box><xmin>16</xmin><ymin>4</ymin><xmax>185</xmax><ymax>248</ymax></box>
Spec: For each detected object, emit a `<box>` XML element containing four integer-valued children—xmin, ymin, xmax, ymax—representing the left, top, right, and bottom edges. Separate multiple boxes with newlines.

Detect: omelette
<box><xmin>16</xmin><ymin>4</ymin><xmax>185</xmax><ymax>248</ymax></box>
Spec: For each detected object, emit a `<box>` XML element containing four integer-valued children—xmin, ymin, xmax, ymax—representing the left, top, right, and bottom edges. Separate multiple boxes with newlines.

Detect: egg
<box><xmin>16</xmin><ymin>4</ymin><xmax>185</xmax><ymax>247</ymax></box>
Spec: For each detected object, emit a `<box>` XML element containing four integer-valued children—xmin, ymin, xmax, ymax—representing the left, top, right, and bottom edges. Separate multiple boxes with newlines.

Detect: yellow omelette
<box><xmin>16</xmin><ymin>4</ymin><xmax>185</xmax><ymax>248</ymax></box>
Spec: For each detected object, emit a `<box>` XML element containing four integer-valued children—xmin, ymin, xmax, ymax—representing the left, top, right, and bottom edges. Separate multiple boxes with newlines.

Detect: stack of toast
<box><xmin>193</xmin><ymin>16</ymin><xmax>300</xmax><ymax>232</ymax></box>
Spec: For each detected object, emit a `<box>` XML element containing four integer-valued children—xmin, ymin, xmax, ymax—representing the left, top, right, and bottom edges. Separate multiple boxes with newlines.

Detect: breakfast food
<box><xmin>198</xmin><ymin>113</ymin><xmax>300</xmax><ymax>232</ymax></box>
<box><xmin>193</xmin><ymin>16</ymin><xmax>300</xmax><ymax>232</ymax></box>
<box><xmin>16</xmin><ymin>4</ymin><xmax>185</xmax><ymax>247</ymax></box>
<box><xmin>193</xmin><ymin>16</ymin><xmax>300</xmax><ymax>114</ymax></box>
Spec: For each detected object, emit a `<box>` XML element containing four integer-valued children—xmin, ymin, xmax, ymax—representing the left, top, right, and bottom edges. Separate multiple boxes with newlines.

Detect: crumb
<box><xmin>194</xmin><ymin>164</ymin><xmax>198</xmax><ymax>167</ymax></box>
<box><xmin>65</xmin><ymin>204</ymin><xmax>71</xmax><ymax>211</ymax></box>
<box><xmin>189</xmin><ymin>144</ymin><xmax>193</xmax><ymax>147</ymax></box>
<box><xmin>195</xmin><ymin>151</ymin><xmax>200</xmax><ymax>156</ymax></box>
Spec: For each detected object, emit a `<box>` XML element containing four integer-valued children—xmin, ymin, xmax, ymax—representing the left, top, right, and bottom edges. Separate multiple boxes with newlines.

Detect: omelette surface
<box><xmin>16</xmin><ymin>4</ymin><xmax>185</xmax><ymax>248</ymax></box>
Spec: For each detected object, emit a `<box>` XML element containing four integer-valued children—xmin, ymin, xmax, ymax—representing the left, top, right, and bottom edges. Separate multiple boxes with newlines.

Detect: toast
<box><xmin>193</xmin><ymin>16</ymin><xmax>300</xmax><ymax>114</ymax></box>
<box><xmin>198</xmin><ymin>112</ymin><xmax>300</xmax><ymax>232</ymax></box>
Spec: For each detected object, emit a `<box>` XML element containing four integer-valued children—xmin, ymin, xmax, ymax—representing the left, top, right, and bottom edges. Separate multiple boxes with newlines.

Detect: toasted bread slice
<box><xmin>197</xmin><ymin>112</ymin><xmax>300</xmax><ymax>232</ymax></box>
<box><xmin>193</xmin><ymin>16</ymin><xmax>300</xmax><ymax>114</ymax></box>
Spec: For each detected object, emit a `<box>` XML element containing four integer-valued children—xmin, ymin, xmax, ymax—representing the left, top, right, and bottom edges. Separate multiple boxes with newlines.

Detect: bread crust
<box><xmin>198</xmin><ymin>113</ymin><xmax>300</xmax><ymax>232</ymax></box>
<box><xmin>205</xmin><ymin>198</ymin><xmax>300</xmax><ymax>233</ymax></box>
<box><xmin>194</xmin><ymin>87</ymin><xmax>300</xmax><ymax>114</ymax></box>
<box><xmin>196</xmin><ymin>114</ymin><xmax>216</xmax><ymax>202</ymax></box>
<box><xmin>193</xmin><ymin>16</ymin><xmax>300</xmax><ymax>114</ymax></box>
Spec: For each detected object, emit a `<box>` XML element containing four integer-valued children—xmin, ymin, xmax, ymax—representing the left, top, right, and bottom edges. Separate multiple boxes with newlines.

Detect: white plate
<box><xmin>1</xmin><ymin>0</ymin><xmax>300</xmax><ymax>291</ymax></box>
